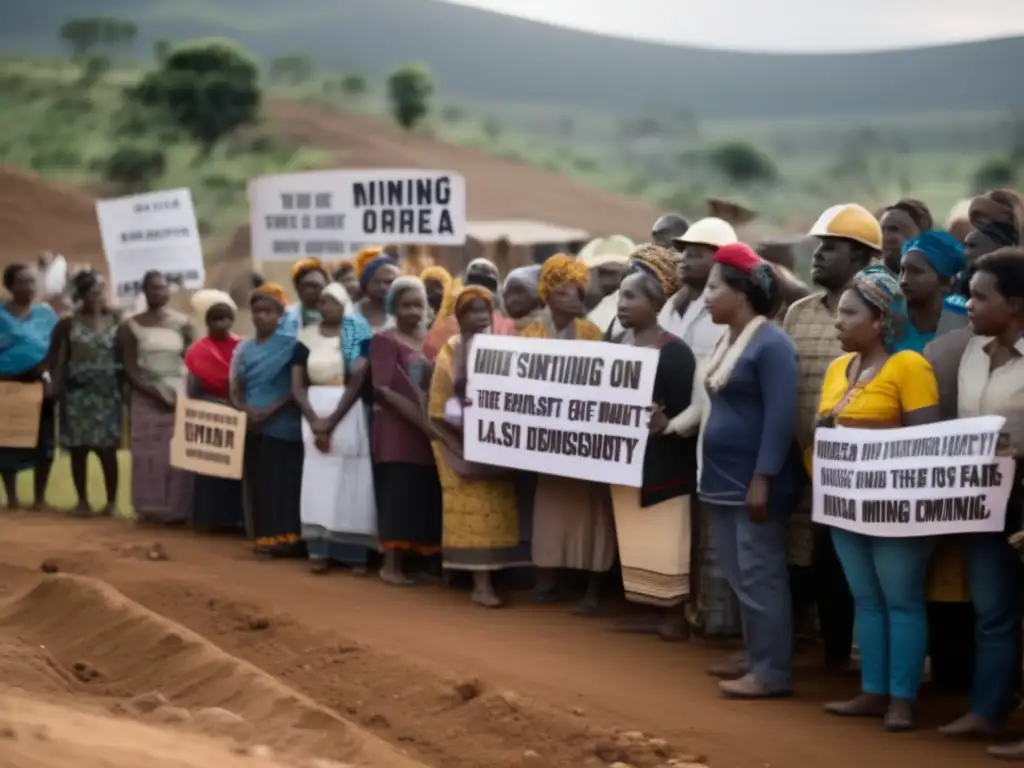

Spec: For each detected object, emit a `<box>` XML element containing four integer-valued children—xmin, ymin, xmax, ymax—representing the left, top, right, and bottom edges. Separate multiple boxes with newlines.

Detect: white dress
<box><xmin>298</xmin><ymin>325</ymin><xmax>378</xmax><ymax>557</ymax></box>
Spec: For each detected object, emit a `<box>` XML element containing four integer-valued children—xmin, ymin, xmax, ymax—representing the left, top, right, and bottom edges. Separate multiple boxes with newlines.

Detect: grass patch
<box><xmin>1</xmin><ymin>450</ymin><xmax>134</xmax><ymax>517</ymax></box>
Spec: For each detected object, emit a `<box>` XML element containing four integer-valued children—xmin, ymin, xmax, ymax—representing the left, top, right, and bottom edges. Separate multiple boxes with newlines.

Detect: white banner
<box><xmin>95</xmin><ymin>188</ymin><xmax>205</xmax><ymax>306</ymax></box>
<box><xmin>248</xmin><ymin>168</ymin><xmax>467</xmax><ymax>262</ymax></box>
<box><xmin>463</xmin><ymin>335</ymin><xmax>659</xmax><ymax>487</ymax></box>
<box><xmin>812</xmin><ymin>416</ymin><xmax>1014</xmax><ymax>537</ymax></box>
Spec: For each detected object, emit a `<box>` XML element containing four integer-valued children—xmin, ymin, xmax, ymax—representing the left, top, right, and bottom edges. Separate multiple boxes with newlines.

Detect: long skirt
<box><xmin>243</xmin><ymin>432</ymin><xmax>303</xmax><ymax>555</ymax></box>
<box><xmin>377</xmin><ymin>462</ymin><xmax>442</xmax><ymax>555</ymax></box>
<box><xmin>300</xmin><ymin>386</ymin><xmax>378</xmax><ymax>565</ymax></box>
<box><xmin>130</xmin><ymin>395</ymin><xmax>192</xmax><ymax>523</ymax></box>
<box><xmin>612</xmin><ymin>486</ymin><xmax>691</xmax><ymax>607</ymax></box>
<box><xmin>0</xmin><ymin>396</ymin><xmax>54</xmax><ymax>474</ymax></box>
<box><xmin>191</xmin><ymin>474</ymin><xmax>245</xmax><ymax>533</ymax></box>
<box><xmin>433</xmin><ymin>443</ymin><xmax>529</xmax><ymax>571</ymax></box>
<box><xmin>531</xmin><ymin>474</ymin><xmax>616</xmax><ymax>572</ymax></box>
<box><xmin>687</xmin><ymin>501</ymin><xmax>743</xmax><ymax>637</ymax></box>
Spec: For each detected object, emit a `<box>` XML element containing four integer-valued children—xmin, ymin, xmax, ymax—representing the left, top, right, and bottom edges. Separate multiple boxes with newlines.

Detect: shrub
<box><xmin>971</xmin><ymin>159</ymin><xmax>1016</xmax><ymax>194</ymax></box>
<box><xmin>101</xmin><ymin>144</ymin><xmax>166</xmax><ymax>190</ymax></box>
<box><xmin>708</xmin><ymin>140</ymin><xmax>778</xmax><ymax>185</ymax></box>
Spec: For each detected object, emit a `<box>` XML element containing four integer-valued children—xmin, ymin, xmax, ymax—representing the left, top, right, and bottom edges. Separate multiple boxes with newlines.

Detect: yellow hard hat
<box><xmin>808</xmin><ymin>204</ymin><xmax>882</xmax><ymax>251</ymax></box>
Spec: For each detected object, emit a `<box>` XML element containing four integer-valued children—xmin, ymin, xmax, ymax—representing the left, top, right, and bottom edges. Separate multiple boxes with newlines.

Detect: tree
<box><xmin>708</xmin><ymin>141</ymin><xmax>777</xmax><ymax>185</ymax></box>
<box><xmin>971</xmin><ymin>159</ymin><xmax>1017</xmax><ymax>194</ymax></box>
<box><xmin>59</xmin><ymin>17</ymin><xmax>137</xmax><ymax>59</ymax></box>
<box><xmin>101</xmin><ymin>144</ymin><xmax>166</xmax><ymax>191</ymax></box>
<box><xmin>128</xmin><ymin>38</ymin><xmax>261</xmax><ymax>156</ymax></box>
<box><xmin>78</xmin><ymin>54</ymin><xmax>110</xmax><ymax>88</ymax></box>
<box><xmin>154</xmin><ymin>38</ymin><xmax>171</xmax><ymax>65</ymax></box>
<box><xmin>340</xmin><ymin>73</ymin><xmax>367</xmax><ymax>99</ymax></box>
<box><xmin>269</xmin><ymin>54</ymin><xmax>312</xmax><ymax>85</ymax></box>
<box><xmin>387</xmin><ymin>63</ymin><xmax>434</xmax><ymax>130</ymax></box>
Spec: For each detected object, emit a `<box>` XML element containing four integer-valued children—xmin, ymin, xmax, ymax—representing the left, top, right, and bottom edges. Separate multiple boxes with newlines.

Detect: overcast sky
<box><xmin>443</xmin><ymin>0</ymin><xmax>1024</xmax><ymax>52</ymax></box>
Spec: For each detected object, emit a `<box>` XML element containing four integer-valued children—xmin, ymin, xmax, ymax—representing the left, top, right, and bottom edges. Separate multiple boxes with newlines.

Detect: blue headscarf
<box><xmin>851</xmin><ymin>265</ymin><xmax>907</xmax><ymax>352</ymax></box>
<box><xmin>233</xmin><ymin>331</ymin><xmax>299</xmax><ymax>440</ymax></box>
<box><xmin>901</xmin><ymin>230</ymin><xmax>965</xmax><ymax>279</ymax></box>
<box><xmin>0</xmin><ymin>303</ymin><xmax>58</xmax><ymax>377</ymax></box>
<box><xmin>359</xmin><ymin>255</ymin><xmax>398</xmax><ymax>294</ymax></box>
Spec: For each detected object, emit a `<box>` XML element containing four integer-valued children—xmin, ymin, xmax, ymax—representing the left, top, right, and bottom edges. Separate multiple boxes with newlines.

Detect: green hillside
<box><xmin>3</xmin><ymin>0</ymin><xmax>1023</xmax><ymax>120</ymax></box>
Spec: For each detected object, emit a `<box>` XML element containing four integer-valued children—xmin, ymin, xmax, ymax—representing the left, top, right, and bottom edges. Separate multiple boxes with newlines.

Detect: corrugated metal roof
<box><xmin>465</xmin><ymin>220</ymin><xmax>589</xmax><ymax>245</ymax></box>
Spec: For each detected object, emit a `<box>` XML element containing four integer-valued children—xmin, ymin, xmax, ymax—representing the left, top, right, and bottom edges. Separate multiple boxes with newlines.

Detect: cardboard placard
<box><xmin>0</xmin><ymin>381</ymin><xmax>44</xmax><ymax>449</ymax></box>
<box><xmin>169</xmin><ymin>397</ymin><xmax>247</xmax><ymax>479</ymax></box>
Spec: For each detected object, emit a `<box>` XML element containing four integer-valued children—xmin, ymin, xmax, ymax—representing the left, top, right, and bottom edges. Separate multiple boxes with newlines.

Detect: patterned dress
<box><xmin>60</xmin><ymin>312</ymin><xmax>124</xmax><ymax>449</ymax></box>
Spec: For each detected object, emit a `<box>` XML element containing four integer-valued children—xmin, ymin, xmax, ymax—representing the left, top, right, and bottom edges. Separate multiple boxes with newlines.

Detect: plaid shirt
<box><xmin>782</xmin><ymin>292</ymin><xmax>844</xmax><ymax>566</ymax></box>
<box><xmin>782</xmin><ymin>292</ymin><xmax>845</xmax><ymax>453</ymax></box>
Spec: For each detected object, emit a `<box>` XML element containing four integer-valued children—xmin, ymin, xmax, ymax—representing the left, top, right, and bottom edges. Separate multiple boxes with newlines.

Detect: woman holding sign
<box><xmin>231</xmin><ymin>283</ymin><xmax>304</xmax><ymax>557</ymax></box>
<box><xmin>522</xmin><ymin>254</ymin><xmax>616</xmax><ymax>614</ymax></box>
<box><xmin>428</xmin><ymin>286</ymin><xmax>527</xmax><ymax>607</ymax></box>
<box><xmin>611</xmin><ymin>244</ymin><xmax>699</xmax><ymax>637</ymax></box>
<box><xmin>699</xmin><ymin>243</ymin><xmax>800</xmax><ymax>700</ymax></box>
<box><xmin>118</xmin><ymin>271</ymin><xmax>194</xmax><ymax>524</ymax></box>
<box><xmin>184</xmin><ymin>289</ymin><xmax>244</xmax><ymax>533</ymax></box>
<box><xmin>291</xmin><ymin>282</ymin><xmax>377</xmax><ymax>574</ymax></box>
<box><xmin>0</xmin><ymin>263</ymin><xmax>58</xmax><ymax>511</ymax></box>
<box><xmin>817</xmin><ymin>265</ymin><xmax>941</xmax><ymax>730</ymax></box>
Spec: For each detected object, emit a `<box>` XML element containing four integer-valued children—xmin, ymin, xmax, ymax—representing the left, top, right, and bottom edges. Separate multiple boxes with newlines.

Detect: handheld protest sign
<box><xmin>170</xmin><ymin>397</ymin><xmax>247</xmax><ymax>479</ymax></box>
<box><xmin>248</xmin><ymin>169</ymin><xmax>467</xmax><ymax>264</ymax></box>
<box><xmin>95</xmin><ymin>188</ymin><xmax>205</xmax><ymax>308</ymax></box>
<box><xmin>0</xmin><ymin>382</ymin><xmax>44</xmax><ymax>448</ymax></box>
<box><xmin>462</xmin><ymin>335</ymin><xmax>659</xmax><ymax>487</ymax></box>
<box><xmin>812</xmin><ymin>415</ymin><xmax>1014</xmax><ymax>537</ymax></box>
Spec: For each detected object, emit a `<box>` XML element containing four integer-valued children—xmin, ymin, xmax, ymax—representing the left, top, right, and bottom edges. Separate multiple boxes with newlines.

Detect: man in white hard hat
<box><xmin>578</xmin><ymin>235</ymin><xmax>635</xmax><ymax>338</ymax></box>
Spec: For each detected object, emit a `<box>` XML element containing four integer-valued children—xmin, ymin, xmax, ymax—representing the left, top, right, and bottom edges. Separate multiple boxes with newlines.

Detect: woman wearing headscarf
<box><xmin>423</xmin><ymin>258</ymin><xmax>513</xmax><ymax>362</ymax></box>
<box><xmin>291</xmin><ymin>282</ymin><xmax>376</xmax><ymax>573</ymax></box>
<box><xmin>611</xmin><ymin>244</ymin><xmax>699</xmax><ymax>637</ymax></box>
<box><xmin>371</xmin><ymin>276</ymin><xmax>443</xmax><ymax>584</ymax></box>
<box><xmin>954</xmin><ymin>189</ymin><xmax>1024</xmax><ymax>299</ymax></box>
<box><xmin>522</xmin><ymin>253</ymin><xmax>616</xmax><ymax>614</ymax></box>
<box><xmin>355</xmin><ymin>254</ymin><xmax>401</xmax><ymax>332</ymax></box>
<box><xmin>184</xmin><ymin>289</ymin><xmax>244</xmax><ymax>533</ymax></box>
<box><xmin>895</xmin><ymin>230</ymin><xmax>969</xmax><ymax>352</ymax></box>
<box><xmin>50</xmin><ymin>269</ymin><xmax>123</xmax><ymax>516</ymax></box>
<box><xmin>0</xmin><ymin>263</ymin><xmax>58</xmax><ymax>511</ymax></box>
<box><xmin>231</xmin><ymin>283</ymin><xmax>303</xmax><ymax>557</ymax></box>
<box><xmin>281</xmin><ymin>258</ymin><xmax>331</xmax><ymax>337</ymax></box>
<box><xmin>699</xmin><ymin>243</ymin><xmax>800</xmax><ymax>700</ymax></box>
<box><xmin>927</xmin><ymin>248</ymin><xmax>1024</xmax><ymax>753</ymax></box>
<box><xmin>118</xmin><ymin>271</ymin><xmax>194</xmax><ymax>524</ymax></box>
<box><xmin>502</xmin><ymin>265</ymin><xmax>543</xmax><ymax>333</ymax></box>
<box><xmin>421</xmin><ymin>265</ymin><xmax>454</xmax><ymax>329</ymax></box>
<box><xmin>817</xmin><ymin>265</ymin><xmax>941</xmax><ymax>730</ymax></box>
<box><xmin>333</xmin><ymin>259</ymin><xmax>361</xmax><ymax>302</ymax></box>
<box><xmin>879</xmin><ymin>198</ymin><xmax>934</xmax><ymax>275</ymax></box>
<box><xmin>428</xmin><ymin>286</ymin><xmax>528</xmax><ymax>607</ymax></box>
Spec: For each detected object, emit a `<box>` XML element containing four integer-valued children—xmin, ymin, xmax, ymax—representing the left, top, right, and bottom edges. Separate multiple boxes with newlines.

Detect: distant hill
<box><xmin>2</xmin><ymin>0</ymin><xmax>1022</xmax><ymax>119</ymax></box>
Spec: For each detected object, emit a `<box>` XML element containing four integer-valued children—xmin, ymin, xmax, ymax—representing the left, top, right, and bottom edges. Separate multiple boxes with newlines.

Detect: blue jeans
<box><xmin>708</xmin><ymin>502</ymin><xmax>793</xmax><ymax>692</ymax></box>
<box><xmin>965</xmin><ymin>533</ymin><xmax>1023</xmax><ymax>723</ymax></box>
<box><xmin>830</xmin><ymin>530</ymin><xmax>935</xmax><ymax>700</ymax></box>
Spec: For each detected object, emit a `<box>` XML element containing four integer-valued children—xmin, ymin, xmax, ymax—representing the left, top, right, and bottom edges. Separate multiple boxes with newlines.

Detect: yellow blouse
<box><xmin>521</xmin><ymin>317</ymin><xmax>603</xmax><ymax>341</ymax></box>
<box><xmin>818</xmin><ymin>350</ymin><xmax>939</xmax><ymax>424</ymax></box>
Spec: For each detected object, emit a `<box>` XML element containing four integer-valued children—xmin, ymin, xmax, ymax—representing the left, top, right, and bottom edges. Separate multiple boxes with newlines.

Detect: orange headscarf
<box><xmin>538</xmin><ymin>253</ymin><xmax>589</xmax><ymax>303</ymax></box>
<box><xmin>354</xmin><ymin>246</ymin><xmax>384</xmax><ymax>276</ymax></box>
<box><xmin>250</xmin><ymin>282</ymin><xmax>288</xmax><ymax>308</ymax></box>
<box><xmin>290</xmin><ymin>257</ymin><xmax>329</xmax><ymax>285</ymax></box>
<box><xmin>421</xmin><ymin>265</ymin><xmax>454</xmax><ymax>318</ymax></box>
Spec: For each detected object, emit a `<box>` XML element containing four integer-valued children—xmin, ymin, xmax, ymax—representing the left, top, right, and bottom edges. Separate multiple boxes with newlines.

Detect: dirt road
<box><xmin>0</xmin><ymin>513</ymin><xmax>1002</xmax><ymax>768</ymax></box>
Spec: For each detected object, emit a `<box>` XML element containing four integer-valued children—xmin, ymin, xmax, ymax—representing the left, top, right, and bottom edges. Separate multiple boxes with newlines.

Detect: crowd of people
<box><xmin>1</xmin><ymin>189</ymin><xmax>1023</xmax><ymax>760</ymax></box>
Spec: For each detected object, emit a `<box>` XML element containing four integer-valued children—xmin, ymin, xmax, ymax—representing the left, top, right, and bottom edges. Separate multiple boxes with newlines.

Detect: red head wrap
<box><xmin>714</xmin><ymin>242</ymin><xmax>763</xmax><ymax>274</ymax></box>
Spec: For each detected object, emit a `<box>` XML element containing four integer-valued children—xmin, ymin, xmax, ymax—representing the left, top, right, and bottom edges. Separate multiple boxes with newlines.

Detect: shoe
<box><xmin>718</xmin><ymin>673</ymin><xmax>792</xmax><ymax>699</ymax></box>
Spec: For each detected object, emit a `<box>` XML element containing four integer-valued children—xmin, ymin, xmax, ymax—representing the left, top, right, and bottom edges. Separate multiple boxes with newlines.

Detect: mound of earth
<box><xmin>0</xmin><ymin>573</ymin><xmax>427</xmax><ymax>768</ymax></box>
<box><xmin>0</xmin><ymin>166</ymin><xmax>106</xmax><ymax>272</ymax></box>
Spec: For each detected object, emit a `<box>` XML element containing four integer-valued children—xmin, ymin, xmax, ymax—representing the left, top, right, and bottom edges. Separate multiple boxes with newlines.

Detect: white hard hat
<box><xmin>578</xmin><ymin>235</ymin><xmax>636</xmax><ymax>268</ymax></box>
<box><xmin>674</xmin><ymin>217</ymin><xmax>738</xmax><ymax>249</ymax></box>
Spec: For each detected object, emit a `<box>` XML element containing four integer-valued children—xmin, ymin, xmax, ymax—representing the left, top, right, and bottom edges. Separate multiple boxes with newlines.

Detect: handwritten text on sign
<box><xmin>95</xmin><ymin>188</ymin><xmax>205</xmax><ymax>306</ymax></box>
<box><xmin>248</xmin><ymin>169</ymin><xmax>467</xmax><ymax>262</ymax></box>
<box><xmin>170</xmin><ymin>398</ymin><xmax>247</xmax><ymax>479</ymax></box>
<box><xmin>812</xmin><ymin>416</ymin><xmax>1014</xmax><ymax>537</ymax></box>
<box><xmin>463</xmin><ymin>335</ymin><xmax>659</xmax><ymax>487</ymax></box>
